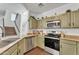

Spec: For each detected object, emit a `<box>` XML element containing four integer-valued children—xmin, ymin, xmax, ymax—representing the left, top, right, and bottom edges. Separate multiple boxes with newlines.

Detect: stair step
<box><xmin>4</xmin><ymin>27</ymin><xmax>17</xmax><ymax>36</ymax></box>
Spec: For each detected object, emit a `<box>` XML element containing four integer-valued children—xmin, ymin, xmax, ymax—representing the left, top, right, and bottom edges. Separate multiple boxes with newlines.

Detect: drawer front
<box><xmin>60</xmin><ymin>39</ymin><xmax>76</xmax><ymax>45</ymax></box>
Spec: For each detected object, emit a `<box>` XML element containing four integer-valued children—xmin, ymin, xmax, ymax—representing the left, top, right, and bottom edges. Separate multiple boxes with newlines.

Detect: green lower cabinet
<box><xmin>60</xmin><ymin>43</ymin><xmax>76</xmax><ymax>55</ymax></box>
<box><xmin>76</xmin><ymin>42</ymin><xmax>79</xmax><ymax>55</ymax></box>
<box><xmin>11</xmin><ymin>49</ymin><xmax>18</xmax><ymax>55</ymax></box>
<box><xmin>37</xmin><ymin>35</ymin><xmax>44</xmax><ymax>49</ymax></box>
<box><xmin>60</xmin><ymin>39</ymin><xmax>76</xmax><ymax>55</ymax></box>
<box><xmin>1</xmin><ymin>39</ymin><xmax>25</xmax><ymax>55</ymax></box>
<box><xmin>17</xmin><ymin>39</ymin><xmax>25</xmax><ymax>55</ymax></box>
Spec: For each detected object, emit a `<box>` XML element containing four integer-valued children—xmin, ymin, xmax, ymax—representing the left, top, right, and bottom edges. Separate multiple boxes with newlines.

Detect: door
<box><xmin>76</xmin><ymin>42</ymin><xmax>79</xmax><ymax>55</ymax></box>
<box><xmin>73</xmin><ymin>10</ymin><xmax>79</xmax><ymax>28</ymax></box>
<box><xmin>37</xmin><ymin>20</ymin><xmax>42</xmax><ymax>29</ymax></box>
<box><xmin>60</xmin><ymin>13</ymin><xmax>71</xmax><ymax>28</ymax></box>
<box><xmin>37</xmin><ymin>35</ymin><xmax>44</xmax><ymax>49</ymax></box>
<box><xmin>18</xmin><ymin>39</ymin><xmax>25</xmax><ymax>55</ymax></box>
<box><xmin>60</xmin><ymin>43</ymin><xmax>76</xmax><ymax>55</ymax></box>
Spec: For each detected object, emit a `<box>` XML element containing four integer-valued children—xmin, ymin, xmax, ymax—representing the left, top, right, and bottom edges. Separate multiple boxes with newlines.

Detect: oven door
<box><xmin>45</xmin><ymin>38</ymin><xmax>60</xmax><ymax>51</ymax></box>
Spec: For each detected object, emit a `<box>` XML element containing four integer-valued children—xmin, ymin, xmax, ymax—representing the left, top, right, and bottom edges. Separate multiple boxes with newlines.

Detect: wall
<box><xmin>0</xmin><ymin>3</ymin><xmax>29</xmax><ymax>37</ymax></box>
<box><xmin>20</xmin><ymin>11</ymin><xmax>29</xmax><ymax>38</ymax></box>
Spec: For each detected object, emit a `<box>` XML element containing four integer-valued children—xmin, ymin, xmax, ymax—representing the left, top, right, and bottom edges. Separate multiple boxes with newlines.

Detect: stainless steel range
<box><xmin>44</xmin><ymin>32</ymin><xmax>61</xmax><ymax>55</ymax></box>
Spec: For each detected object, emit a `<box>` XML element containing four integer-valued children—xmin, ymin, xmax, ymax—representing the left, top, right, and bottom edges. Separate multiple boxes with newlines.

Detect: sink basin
<box><xmin>0</xmin><ymin>38</ymin><xmax>19</xmax><ymax>48</ymax></box>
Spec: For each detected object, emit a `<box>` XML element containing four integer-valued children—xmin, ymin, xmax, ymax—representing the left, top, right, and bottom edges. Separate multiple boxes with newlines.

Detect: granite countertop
<box><xmin>61</xmin><ymin>35</ymin><xmax>79</xmax><ymax>42</ymax></box>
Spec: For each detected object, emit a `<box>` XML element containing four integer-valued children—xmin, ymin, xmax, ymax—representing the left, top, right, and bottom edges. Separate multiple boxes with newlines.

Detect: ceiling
<box><xmin>23</xmin><ymin>3</ymin><xmax>67</xmax><ymax>14</ymax></box>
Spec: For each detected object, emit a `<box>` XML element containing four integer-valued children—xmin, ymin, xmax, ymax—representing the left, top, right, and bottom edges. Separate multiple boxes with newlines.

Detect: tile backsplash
<box><xmin>45</xmin><ymin>29</ymin><xmax>79</xmax><ymax>35</ymax></box>
<box><xmin>30</xmin><ymin>29</ymin><xmax>79</xmax><ymax>36</ymax></box>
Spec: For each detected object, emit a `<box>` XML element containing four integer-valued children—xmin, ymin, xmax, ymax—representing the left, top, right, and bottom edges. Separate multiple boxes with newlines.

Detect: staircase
<box><xmin>4</xmin><ymin>27</ymin><xmax>17</xmax><ymax>36</ymax></box>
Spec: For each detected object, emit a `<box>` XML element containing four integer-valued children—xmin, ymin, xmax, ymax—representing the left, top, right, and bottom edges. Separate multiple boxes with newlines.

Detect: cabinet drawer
<box><xmin>60</xmin><ymin>39</ymin><xmax>76</xmax><ymax>45</ymax></box>
<box><xmin>2</xmin><ymin>44</ymin><xmax>17</xmax><ymax>55</ymax></box>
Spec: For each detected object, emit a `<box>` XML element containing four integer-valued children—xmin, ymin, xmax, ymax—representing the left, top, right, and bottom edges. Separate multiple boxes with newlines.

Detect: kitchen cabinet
<box><xmin>42</xmin><ymin>19</ymin><xmax>47</xmax><ymax>29</ymax></box>
<box><xmin>77</xmin><ymin>42</ymin><xmax>79</xmax><ymax>54</ymax></box>
<box><xmin>17</xmin><ymin>39</ymin><xmax>25</xmax><ymax>55</ymax></box>
<box><xmin>37</xmin><ymin>20</ymin><xmax>42</xmax><ymax>29</ymax></box>
<box><xmin>60</xmin><ymin>13</ymin><xmax>71</xmax><ymax>28</ymax></box>
<box><xmin>59</xmin><ymin>10</ymin><xmax>79</xmax><ymax>28</ymax></box>
<box><xmin>60</xmin><ymin>39</ymin><xmax>76</xmax><ymax>55</ymax></box>
<box><xmin>37</xmin><ymin>35</ymin><xmax>44</xmax><ymax>49</ymax></box>
<box><xmin>71</xmin><ymin>10</ymin><xmax>79</xmax><ymax>28</ymax></box>
<box><xmin>24</xmin><ymin>38</ymin><xmax>28</xmax><ymax>53</ymax></box>
<box><xmin>2</xmin><ymin>44</ymin><xmax>18</xmax><ymax>55</ymax></box>
<box><xmin>1</xmin><ymin>39</ymin><xmax>25</xmax><ymax>55</ymax></box>
<box><xmin>29</xmin><ymin>16</ymin><xmax>38</xmax><ymax>29</ymax></box>
<box><xmin>11</xmin><ymin>49</ymin><xmax>18</xmax><ymax>55</ymax></box>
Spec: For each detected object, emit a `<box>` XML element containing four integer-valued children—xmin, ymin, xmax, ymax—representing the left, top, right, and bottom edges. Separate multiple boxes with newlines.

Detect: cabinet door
<box><xmin>71</xmin><ymin>11</ymin><xmax>75</xmax><ymax>27</ymax></box>
<box><xmin>76</xmin><ymin>42</ymin><xmax>79</xmax><ymax>55</ymax></box>
<box><xmin>29</xmin><ymin>16</ymin><xmax>38</xmax><ymax>29</ymax></box>
<box><xmin>60</xmin><ymin>42</ymin><xmax>76</xmax><ymax>55</ymax></box>
<box><xmin>18</xmin><ymin>39</ymin><xmax>25</xmax><ymax>55</ymax></box>
<box><xmin>41</xmin><ymin>19</ymin><xmax>47</xmax><ymax>29</ymax></box>
<box><xmin>37</xmin><ymin>20</ymin><xmax>42</xmax><ymax>29</ymax></box>
<box><xmin>73</xmin><ymin>11</ymin><xmax>79</xmax><ymax>28</ymax></box>
<box><xmin>24</xmin><ymin>38</ymin><xmax>28</xmax><ymax>53</ymax></box>
<box><xmin>18</xmin><ymin>44</ymin><xmax>24</xmax><ymax>55</ymax></box>
<box><xmin>37</xmin><ymin>35</ymin><xmax>44</xmax><ymax>49</ymax></box>
<box><xmin>60</xmin><ymin>13</ymin><xmax>71</xmax><ymax>28</ymax></box>
<box><xmin>11</xmin><ymin>49</ymin><xmax>18</xmax><ymax>55</ymax></box>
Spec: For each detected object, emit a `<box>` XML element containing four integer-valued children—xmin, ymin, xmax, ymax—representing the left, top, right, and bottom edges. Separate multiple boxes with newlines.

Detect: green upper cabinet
<box><xmin>29</xmin><ymin>16</ymin><xmax>38</xmax><ymax>29</ymax></box>
<box><xmin>71</xmin><ymin>10</ymin><xmax>79</xmax><ymax>28</ymax></box>
<box><xmin>28</xmin><ymin>10</ymin><xmax>79</xmax><ymax>29</ymax></box>
<box><xmin>60</xmin><ymin>12</ymin><xmax>71</xmax><ymax>28</ymax></box>
<box><xmin>37</xmin><ymin>19</ymin><xmax>47</xmax><ymax>29</ymax></box>
<box><xmin>37</xmin><ymin>20</ymin><xmax>42</xmax><ymax>29</ymax></box>
<box><xmin>60</xmin><ymin>10</ymin><xmax>79</xmax><ymax>28</ymax></box>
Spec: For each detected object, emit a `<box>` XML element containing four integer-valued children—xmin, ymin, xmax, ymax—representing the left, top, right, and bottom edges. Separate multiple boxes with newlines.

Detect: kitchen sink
<box><xmin>0</xmin><ymin>38</ymin><xmax>19</xmax><ymax>48</ymax></box>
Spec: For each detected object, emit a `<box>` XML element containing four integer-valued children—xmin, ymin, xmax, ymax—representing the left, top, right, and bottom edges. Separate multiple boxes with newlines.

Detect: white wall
<box><xmin>0</xmin><ymin>3</ymin><xmax>29</xmax><ymax>37</ymax></box>
<box><xmin>20</xmin><ymin>11</ymin><xmax>29</xmax><ymax>38</ymax></box>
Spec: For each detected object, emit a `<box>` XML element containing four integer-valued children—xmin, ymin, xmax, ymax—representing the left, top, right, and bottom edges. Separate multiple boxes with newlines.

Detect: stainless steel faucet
<box><xmin>0</xmin><ymin>26</ymin><xmax>5</xmax><ymax>37</ymax></box>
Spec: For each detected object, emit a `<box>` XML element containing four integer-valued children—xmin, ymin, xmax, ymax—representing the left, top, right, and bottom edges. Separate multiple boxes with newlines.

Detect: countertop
<box><xmin>61</xmin><ymin>35</ymin><xmax>79</xmax><ymax>42</ymax></box>
<box><xmin>0</xmin><ymin>35</ymin><xmax>36</xmax><ymax>54</ymax></box>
